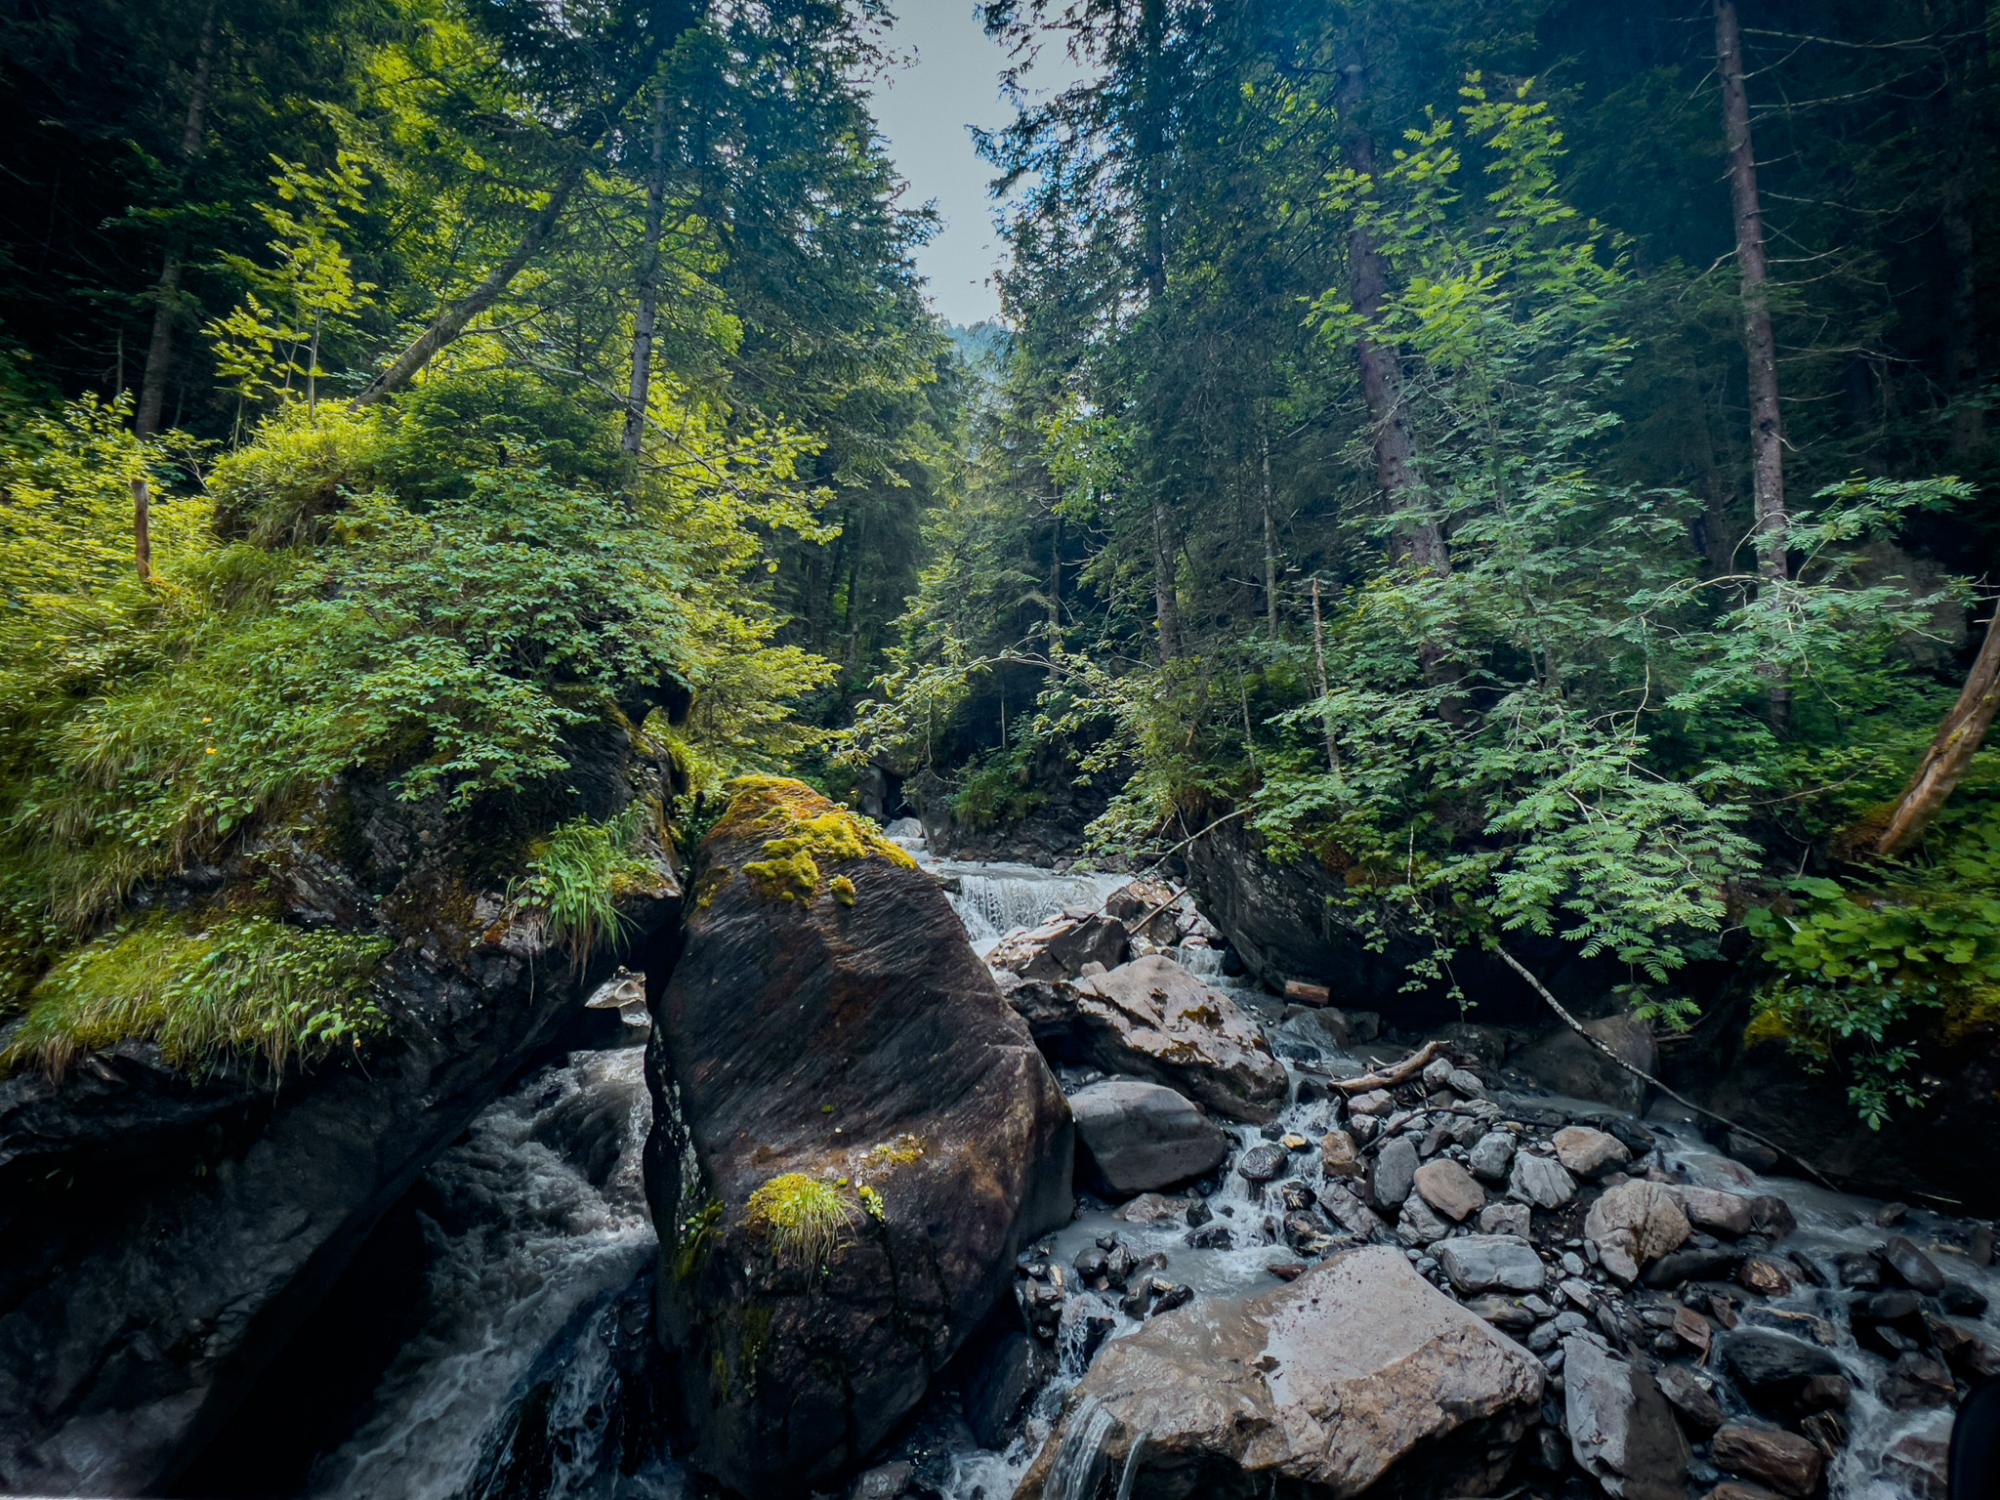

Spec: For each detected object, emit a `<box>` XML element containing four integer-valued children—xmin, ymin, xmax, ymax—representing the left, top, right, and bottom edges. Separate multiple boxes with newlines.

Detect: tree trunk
<box><xmin>135</xmin><ymin>0</ymin><xmax>219</xmax><ymax>441</ymax></box>
<box><xmin>1715</xmin><ymin>0</ymin><xmax>1792</xmax><ymax>729</ymax></box>
<box><xmin>1259</xmin><ymin>424</ymin><xmax>1280</xmax><ymax>640</ymax></box>
<box><xmin>1336</xmin><ymin>59</ymin><xmax>1445</xmax><ymax>576</ymax></box>
<box><xmin>622</xmin><ymin>76</ymin><xmax>671</xmax><ymax>484</ymax></box>
<box><xmin>1309</xmin><ymin>576</ymin><xmax>1341</xmax><ymax>779</ymax></box>
<box><xmin>1874</xmin><ymin>605</ymin><xmax>2000</xmax><ymax>857</ymax></box>
<box><xmin>1139</xmin><ymin>0</ymin><xmax>1178</xmax><ymax>665</ymax></box>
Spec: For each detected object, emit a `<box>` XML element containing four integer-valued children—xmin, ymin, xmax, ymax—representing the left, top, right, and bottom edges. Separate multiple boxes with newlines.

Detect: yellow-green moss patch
<box><xmin>865</xmin><ymin>1133</ymin><xmax>926</xmax><ymax>1168</ymax></box>
<box><xmin>710</xmin><ymin>776</ymin><xmax>916</xmax><ymax>905</ymax></box>
<box><xmin>745</xmin><ymin>1172</ymin><xmax>858</xmax><ymax>1266</ymax></box>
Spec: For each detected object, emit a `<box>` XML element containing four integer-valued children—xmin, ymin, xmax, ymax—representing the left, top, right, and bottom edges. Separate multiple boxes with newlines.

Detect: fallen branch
<box><xmin>1491</xmin><ymin>945</ymin><xmax>1836</xmax><ymax>1191</ymax></box>
<box><xmin>1333</xmin><ymin>1039</ymin><xmax>1446</xmax><ymax>1095</ymax></box>
<box><xmin>1121</xmin><ymin>884</ymin><xmax>1187</xmax><ymax>937</ymax></box>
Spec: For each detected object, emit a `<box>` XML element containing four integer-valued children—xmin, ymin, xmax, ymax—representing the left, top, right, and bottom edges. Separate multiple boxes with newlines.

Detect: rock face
<box><xmin>0</xmin><ymin>727</ymin><xmax>683</xmax><ymax>1497</ymax></box>
<box><xmin>1069</xmin><ymin>1080</ymin><xmax>1226</xmax><ymax>1197</ymax></box>
<box><xmin>645</xmin><ymin>778</ymin><xmax>1073</xmax><ymax>1497</ymax></box>
<box><xmin>1510</xmin><ymin>1014</ymin><xmax>1656</xmax><ymax>1115</ymax></box>
<box><xmin>1015</xmin><ymin>1247</ymin><xmax>1545</xmax><ymax>1499</ymax></box>
<box><xmin>1065</xmin><ymin>957</ymin><xmax>1288</xmax><ymax>1122</ymax></box>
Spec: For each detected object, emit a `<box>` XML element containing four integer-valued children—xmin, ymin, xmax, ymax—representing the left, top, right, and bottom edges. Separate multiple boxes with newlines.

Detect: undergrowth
<box><xmin>2</xmin><ymin>911</ymin><xmax>390</xmax><ymax>1079</ymax></box>
<box><xmin>512</xmin><ymin>807</ymin><xmax>658</xmax><ymax>966</ymax></box>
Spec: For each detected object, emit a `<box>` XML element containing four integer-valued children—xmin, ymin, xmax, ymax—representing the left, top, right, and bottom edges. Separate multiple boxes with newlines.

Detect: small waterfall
<box><xmin>1041</xmin><ymin>1395</ymin><xmax>1120</xmax><ymax>1500</ymax></box>
<box><xmin>306</xmin><ymin>1048</ymin><xmax>680</xmax><ymax>1500</ymax></box>
<box><xmin>1173</xmin><ymin>941</ymin><xmax>1225</xmax><ymax>979</ymax></box>
<box><xmin>936</xmin><ymin>861</ymin><xmax>1129</xmax><ymax>951</ymax></box>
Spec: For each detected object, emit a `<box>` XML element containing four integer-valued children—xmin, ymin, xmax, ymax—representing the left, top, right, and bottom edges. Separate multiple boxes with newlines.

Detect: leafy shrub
<box><xmin>2</xmin><ymin>912</ymin><xmax>389</xmax><ymax>1079</ymax></box>
<box><xmin>951</xmin><ymin>746</ymin><xmax>1046</xmax><ymax>833</ymax></box>
<box><xmin>1748</xmin><ymin>809</ymin><xmax>2000</xmax><ymax>1127</ymax></box>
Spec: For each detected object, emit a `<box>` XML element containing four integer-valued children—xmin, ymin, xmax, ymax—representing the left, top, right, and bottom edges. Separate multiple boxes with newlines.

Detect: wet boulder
<box><xmin>1562</xmin><ymin>1338</ymin><xmax>1691</xmax><ymax>1500</ymax></box>
<box><xmin>987</xmin><ymin>911</ymin><xmax>1128</xmax><ymax>982</ymax></box>
<box><xmin>1584</xmin><ymin>1181</ymin><xmax>1690</xmax><ymax>1283</ymax></box>
<box><xmin>646</xmin><ymin>778</ymin><xmax>1074</xmax><ymax>1498</ymax></box>
<box><xmin>1070</xmin><ymin>1080</ymin><xmax>1227</xmax><ymax>1197</ymax></box>
<box><xmin>1510</xmin><ymin>1014</ymin><xmax>1656</xmax><ymax>1115</ymax></box>
<box><xmin>1719</xmin><ymin>1330</ymin><xmax>1849</xmax><ymax>1420</ymax></box>
<box><xmin>1015</xmin><ymin>1246</ymin><xmax>1545</xmax><ymax>1498</ymax></box>
<box><xmin>1066</xmin><ymin>957</ymin><xmax>1288</xmax><ymax>1123</ymax></box>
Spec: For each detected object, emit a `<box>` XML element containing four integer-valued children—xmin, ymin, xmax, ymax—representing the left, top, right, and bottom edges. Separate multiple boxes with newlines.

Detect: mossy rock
<box><xmin>708</xmin><ymin>776</ymin><xmax>915</xmax><ymax>906</ymax></box>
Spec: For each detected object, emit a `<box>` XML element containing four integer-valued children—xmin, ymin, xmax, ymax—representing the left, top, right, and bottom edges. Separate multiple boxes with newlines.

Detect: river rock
<box><xmin>1657</xmin><ymin>1364</ymin><xmax>1724</xmax><ymax>1435</ymax></box>
<box><xmin>1510</xmin><ymin>1014</ymin><xmax>1656</xmax><ymax>1115</ymax></box>
<box><xmin>1479</xmin><ymin>1201</ymin><xmax>1532</xmax><ymax>1238</ymax></box>
<box><xmin>1552</xmin><ymin>1125</ymin><xmax>1631</xmax><ymax>1179</ymax></box>
<box><xmin>647</xmin><ymin>778</ymin><xmax>1073</xmax><ymax>1496</ymax></box>
<box><xmin>1396</xmin><ymin>1191</ymin><xmax>1453</xmax><ymax>1247</ymax></box>
<box><xmin>1562</xmin><ymin>1338</ymin><xmax>1691</xmax><ymax>1500</ymax></box>
<box><xmin>1584</xmin><ymin>1180</ymin><xmax>1690</xmax><ymax>1283</ymax></box>
<box><xmin>1509</xmin><ymin>1150</ymin><xmax>1578</xmax><ymax>1210</ymax></box>
<box><xmin>1414</xmin><ymin>1158</ymin><xmax>1486</xmax><ymax>1221</ymax></box>
<box><xmin>1236</xmin><ymin>1141</ymin><xmax>1289</xmax><ymax>1184</ymax></box>
<box><xmin>1373</xmin><ymin>1134</ymin><xmax>1420</xmax><ymax>1208</ymax></box>
<box><xmin>1673</xmin><ymin>1186</ymin><xmax>1756</xmax><ymax>1238</ymax></box>
<box><xmin>1321</xmin><ymin>1128</ymin><xmax>1362</xmax><ymax>1179</ymax></box>
<box><xmin>1013</xmin><ymin>1246</ymin><xmax>1545</xmax><ymax>1499</ymax></box>
<box><xmin>1718</xmin><ymin>1330</ymin><xmax>1847</xmax><ymax>1419</ymax></box>
<box><xmin>1066</xmin><ymin>957</ymin><xmax>1288</xmax><ymax>1122</ymax></box>
<box><xmin>1711</xmin><ymin>1423</ymin><xmax>1825</xmax><ymax>1498</ymax></box>
<box><xmin>986</xmin><ymin>911</ymin><xmax>1128</xmax><ymax>982</ymax></box>
<box><xmin>1879</xmin><ymin>1234</ymin><xmax>1947</xmax><ymax>1294</ymax></box>
<box><xmin>1439</xmin><ymin>1234</ymin><xmax>1548</xmax><ymax>1295</ymax></box>
<box><xmin>1069</xmin><ymin>1080</ymin><xmax>1225</xmax><ymax>1196</ymax></box>
<box><xmin>1469</xmin><ymin>1129</ymin><xmax>1517</xmax><ymax>1182</ymax></box>
<box><xmin>0</xmin><ymin>727</ymin><xmax>685</xmax><ymax>1497</ymax></box>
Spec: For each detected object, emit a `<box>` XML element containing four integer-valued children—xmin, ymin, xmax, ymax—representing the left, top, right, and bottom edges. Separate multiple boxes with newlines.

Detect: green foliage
<box><xmin>744</xmin><ymin>1172</ymin><xmax>857</xmax><ymax>1268</ymax></box>
<box><xmin>513</xmin><ymin>808</ymin><xmax>656</xmax><ymax>966</ymax></box>
<box><xmin>1747</xmin><ymin>809</ymin><xmax>2000</xmax><ymax>1128</ymax></box>
<box><xmin>951</xmin><ymin>745</ymin><xmax>1047</xmax><ymax>834</ymax></box>
<box><xmin>2</xmin><ymin>912</ymin><xmax>389</xmax><ymax>1079</ymax></box>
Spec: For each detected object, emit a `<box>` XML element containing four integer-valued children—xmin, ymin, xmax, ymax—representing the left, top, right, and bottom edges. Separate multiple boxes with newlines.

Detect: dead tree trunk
<box><xmin>1260</xmin><ymin>423</ymin><xmax>1280</xmax><ymax>641</ymax></box>
<box><xmin>1715</xmin><ymin>0</ymin><xmax>1792</xmax><ymax>730</ymax></box>
<box><xmin>1874</xmin><ymin>605</ymin><xmax>2000</xmax><ymax>857</ymax></box>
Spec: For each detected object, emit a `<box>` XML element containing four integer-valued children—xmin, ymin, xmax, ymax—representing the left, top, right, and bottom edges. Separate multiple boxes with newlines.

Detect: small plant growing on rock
<box><xmin>745</xmin><ymin>1172</ymin><xmax>857</xmax><ymax>1267</ymax></box>
<box><xmin>513</xmin><ymin>806</ymin><xmax>657</xmax><ymax>966</ymax></box>
<box><xmin>858</xmin><ymin>1184</ymin><xmax>886</xmax><ymax>1222</ymax></box>
<box><xmin>830</xmin><ymin>875</ymin><xmax>857</xmax><ymax>907</ymax></box>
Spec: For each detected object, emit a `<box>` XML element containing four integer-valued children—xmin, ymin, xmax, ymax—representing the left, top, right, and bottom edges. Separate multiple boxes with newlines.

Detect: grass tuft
<box><xmin>513</xmin><ymin>807</ymin><xmax>656</xmax><ymax>965</ymax></box>
<box><xmin>3</xmin><ymin>911</ymin><xmax>389</xmax><ymax>1079</ymax></box>
<box><xmin>744</xmin><ymin>1172</ymin><xmax>858</xmax><ymax>1267</ymax></box>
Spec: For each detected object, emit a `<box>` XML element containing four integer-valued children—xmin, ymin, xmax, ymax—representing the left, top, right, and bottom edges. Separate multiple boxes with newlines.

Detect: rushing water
<box><xmin>297</xmin><ymin>844</ymin><xmax>1996</xmax><ymax>1500</ymax></box>
<box><xmin>306</xmin><ymin>1046</ymin><xmax>688</xmax><ymax>1500</ymax></box>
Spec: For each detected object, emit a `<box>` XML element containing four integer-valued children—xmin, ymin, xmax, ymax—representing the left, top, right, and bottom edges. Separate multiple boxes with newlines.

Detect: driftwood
<box><xmin>1332</xmin><ymin>1039</ymin><xmax>1446</xmax><ymax>1095</ymax></box>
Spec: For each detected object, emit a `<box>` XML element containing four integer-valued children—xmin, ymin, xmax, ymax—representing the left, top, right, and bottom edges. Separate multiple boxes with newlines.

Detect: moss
<box><xmin>858</xmin><ymin>1184</ymin><xmax>886</xmax><ymax>1222</ymax></box>
<box><xmin>743</xmin><ymin>849</ymin><xmax>821</xmax><ymax>904</ymax></box>
<box><xmin>710</xmin><ymin>776</ymin><xmax>915</xmax><ymax>906</ymax></box>
<box><xmin>745</xmin><ymin>1171</ymin><xmax>858</xmax><ymax>1267</ymax></box>
<box><xmin>2</xmin><ymin>910</ymin><xmax>389</xmax><ymax>1079</ymax></box>
<box><xmin>865</xmin><ymin>1134</ymin><xmax>926</xmax><ymax>1168</ymax></box>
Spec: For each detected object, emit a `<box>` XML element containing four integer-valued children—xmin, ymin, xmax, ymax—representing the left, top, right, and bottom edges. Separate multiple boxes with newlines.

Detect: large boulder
<box><xmin>1065</xmin><ymin>957</ymin><xmax>1288</xmax><ymax>1122</ymax></box>
<box><xmin>1014</xmin><ymin>1245</ymin><xmax>1545</xmax><ymax>1499</ymax></box>
<box><xmin>1509</xmin><ymin>1014</ymin><xmax>1656</xmax><ymax>1115</ymax></box>
<box><xmin>987</xmin><ymin>911</ymin><xmax>1128</xmax><ymax>982</ymax></box>
<box><xmin>1069</xmin><ymin>1079</ymin><xmax>1228</xmax><ymax>1197</ymax></box>
<box><xmin>646</xmin><ymin>777</ymin><xmax>1074</xmax><ymax>1497</ymax></box>
<box><xmin>0</xmin><ymin>728</ymin><xmax>682</xmax><ymax>1496</ymax></box>
<box><xmin>1584</xmin><ymin>1181</ymin><xmax>1691</xmax><ymax>1283</ymax></box>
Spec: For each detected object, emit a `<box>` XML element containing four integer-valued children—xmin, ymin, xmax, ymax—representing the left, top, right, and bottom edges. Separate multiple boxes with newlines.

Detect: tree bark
<box><xmin>1138</xmin><ymin>0</ymin><xmax>1178</xmax><ymax>664</ymax></box>
<box><xmin>1874</xmin><ymin>605</ymin><xmax>2000</xmax><ymax>857</ymax></box>
<box><xmin>1715</xmin><ymin>0</ymin><xmax>1792</xmax><ymax>729</ymax></box>
<box><xmin>135</xmin><ymin>0</ymin><xmax>219</xmax><ymax>441</ymax></box>
<box><xmin>1336</xmin><ymin>57</ymin><xmax>1445</xmax><ymax>578</ymax></box>
<box><xmin>622</xmin><ymin>75</ymin><xmax>671</xmax><ymax>481</ymax></box>
<box><xmin>1260</xmin><ymin>423</ymin><xmax>1280</xmax><ymax>640</ymax></box>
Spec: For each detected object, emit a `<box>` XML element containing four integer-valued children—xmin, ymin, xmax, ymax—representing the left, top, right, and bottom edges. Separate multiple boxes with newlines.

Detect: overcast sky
<box><xmin>869</xmin><ymin>4</ymin><xmax>1082</xmax><ymax>328</ymax></box>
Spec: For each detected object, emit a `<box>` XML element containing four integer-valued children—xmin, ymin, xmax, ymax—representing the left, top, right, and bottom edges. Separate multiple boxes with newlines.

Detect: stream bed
<box><xmin>288</xmin><ymin>836</ymin><xmax>1993</xmax><ymax>1500</ymax></box>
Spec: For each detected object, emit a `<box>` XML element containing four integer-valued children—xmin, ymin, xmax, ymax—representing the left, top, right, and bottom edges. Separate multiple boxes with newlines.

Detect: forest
<box><xmin>1</xmin><ymin>1</ymin><xmax>1999</xmax><ymax>1498</ymax></box>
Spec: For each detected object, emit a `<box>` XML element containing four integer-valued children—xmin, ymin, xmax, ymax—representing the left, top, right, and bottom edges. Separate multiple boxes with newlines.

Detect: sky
<box><xmin>869</xmin><ymin>4</ymin><xmax>1083</xmax><ymax>328</ymax></box>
